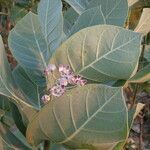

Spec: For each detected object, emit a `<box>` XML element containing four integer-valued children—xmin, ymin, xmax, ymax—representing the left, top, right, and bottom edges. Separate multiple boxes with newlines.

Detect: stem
<box><xmin>44</xmin><ymin>141</ymin><xmax>51</xmax><ymax>150</ymax></box>
<box><xmin>130</xmin><ymin>39</ymin><xmax>145</xmax><ymax>108</ymax></box>
<box><xmin>131</xmin><ymin>84</ymin><xmax>139</xmax><ymax>108</ymax></box>
<box><xmin>139</xmin><ymin>114</ymin><xmax>144</xmax><ymax>150</ymax></box>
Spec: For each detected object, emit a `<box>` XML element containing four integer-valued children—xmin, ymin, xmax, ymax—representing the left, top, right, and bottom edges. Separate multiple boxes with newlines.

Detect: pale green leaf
<box><xmin>86</xmin><ymin>0</ymin><xmax>128</xmax><ymax>25</ymax></box>
<box><xmin>8</xmin><ymin>12</ymin><xmax>51</xmax><ymax>78</ymax></box>
<box><xmin>38</xmin><ymin>0</ymin><xmax>63</xmax><ymax>52</ymax></box>
<box><xmin>49</xmin><ymin>25</ymin><xmax>142</xmax><ymax>84</ymax></box>
<box><xmin>27</xmin><ymin>84</ymin><xmax>129</xmax><ymax>149</ymax></box>
<box><xmin>135</xmin><ymin>8</ymin><xmax>150</xmax><ymax>35</ymax></box>
<box><xmin>129</xmin><ymin>64</ymin><xmax>150</xmax><ymax>83</ymax></box>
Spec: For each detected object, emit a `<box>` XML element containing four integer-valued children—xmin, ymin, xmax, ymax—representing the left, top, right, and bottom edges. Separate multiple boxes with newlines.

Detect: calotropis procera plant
<box><xmin>0</xmin><ymin>0</ymin><xmax>149</xmax><ymax>149</ymax></box>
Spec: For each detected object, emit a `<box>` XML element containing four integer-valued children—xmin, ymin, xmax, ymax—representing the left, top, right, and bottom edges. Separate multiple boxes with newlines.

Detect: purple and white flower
<box><xmin>42</xmin><ymin>64</ymin><xmax>87</xmax><ymax>100</ymax></box>
<box><xmin>50</xmin><ymin>85</ymin><xmax>66</xmax><ymax>97</ymax></box>
<box><xmin>57</xmin><ymin>77</ymin><xmax>68</xmax><ymax>86</ymax></box>
<box><xmin>44</xmin><ymin>64</ymin><xmax>56</xmax><ymax>75</ymax></box>
<box><xmin>72</xmin><ymin>75</ymin><xmax>87</xmax><ymax>86</ymax></box>
<box><xmin>59</xmin><ymin>65</ymin><xmax>71</xmax><ymax>76</ymax></box>
<box><xmin>41</xmin><ymin>95</ymin><xmax>50</xmax><ymax>104</ymax></box>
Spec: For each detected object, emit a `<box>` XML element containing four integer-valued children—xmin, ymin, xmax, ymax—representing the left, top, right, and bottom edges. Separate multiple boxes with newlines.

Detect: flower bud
<box><xmin>41</xmin><ymin>95</ymin><xmax>50</xmax><ymax>104</ymax></box>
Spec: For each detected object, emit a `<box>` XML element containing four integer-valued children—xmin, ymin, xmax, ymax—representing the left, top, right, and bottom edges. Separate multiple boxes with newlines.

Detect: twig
<box><xmin>0</xmin><ymin>12</ymin><xmax>8</xmax><ymax>16</ymax></box>
<box><xmin>131</xmin><ymin>84</ymin><xmax>139</xmax><ymax>108</ymax></box>
<box><xmin>130</xmin><ymin>39</ymin><xmax>145</xmax><ymax>108</ymax></box>
<box><xmin>143</xmin><ymin>134</ymin><xmax>150</xmax><ymax>137</ymax></box>
<box><xmin>139</xmin><ymin>114</ymin><xmax>144</xmax><ymax>150</ymax></box>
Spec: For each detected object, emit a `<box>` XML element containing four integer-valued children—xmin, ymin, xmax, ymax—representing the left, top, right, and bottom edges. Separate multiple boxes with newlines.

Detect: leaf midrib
<box><xmin>77</xmin><ymin>35</ymin><xmax>138</xmax><ymax>74</ymax></box>
<box><xmin>58</xmin><ymin>89</ymin><xmax>120</xmax><ymax>144</ymax></box>
<box><xmin>30</xmin><ymin>14</ymin><xmax>47</xmax><ymax>69</ymax></box>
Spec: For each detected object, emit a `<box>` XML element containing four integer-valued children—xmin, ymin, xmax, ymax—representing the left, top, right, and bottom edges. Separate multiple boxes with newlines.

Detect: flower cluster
<box><xmin>41</xmin><ymin>64</ymin><xmax>87</xmax><ymax>104</ymax></box>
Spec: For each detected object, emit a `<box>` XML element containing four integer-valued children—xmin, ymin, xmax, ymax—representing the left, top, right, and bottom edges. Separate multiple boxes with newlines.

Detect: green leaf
<box><xmin>12</xmin><ymin>66</ymin><xmax>42</xmax><ymax>109</ymax></box>
<box><xmin>0</xmin><ymin>123</ymin><xmax>32</xmax><ymax>150</ymax></box>
<box><xmin>10</xmin><ymin>5</ymin><xmax>28</xmax><ymax>23</ymax></box>
<box><xmin>0</xmin><ymin>95</ymin><xmax>10</xmax><ymax>111</ymax></box>
<box><xmin>129</xmin><ymin>64</ymin><xmax>150</xmax><ymax>83</ymax></box>
<box><xmin>27</xmin><ymin>84</ymin><xmax>129</xmax><ymax>149</ymax></box>
<box><xmin>65</xmin><ymin>0</ymin><xmax>128</xmax><ymax>35</ymax></box>
<box><xmin>11</xmin><ymin>103</ymin><xmax>26</xmax><ymax>136</ymax></box>
<box><xmin>38</xmin><ymin>0</ymin><xmax>63</xmax><ymax>52</ymax></box>
<box><xmin>63</xmin><ymin>7</ymin><xmax>79</xmax><ymax>35</ymax></box>
<box><xmin>0</xmin><ymin>35</ymin><xmax>17</xmax><ymax>99</ymax></box>
<box><xmin>86</xmin><ymin>0</ymin><xmax>128</xmax><ymax>25</ymax></box>
<box><xmin>64</xmin><ymin>0</ymin><xmax>91</xmax><ymax>14</ymax></box>
<box><xmin>15</xmin><ymin>0</ymin><xmax>30</xmax><ymax>7</ymax></box>
<box><xmin>70</xmin><ymin>6</ymin><xmax>106</xmax><ymax>35</ymax></box>
<box><xmin>49</xmin><ymin>25</ymin><xmax>142</xmax><ymax>84</ymax></box>
<box><xmin>0</xmin><ymin>97</ymin><xmax>32</xmax><ymax>149</ymax></box>
<box><xmin>0</xmin><ymin>35</ymin><xmax>37</xmax><ymax>123</ymax></box>
<box><xmin>135</xmin><ymin>8</ymin><xmax>150</xmax><ymax>35</ymax></box>
<box><xmin>0</xmin><ymin>136</ymin><xmax>16</xmax><ymax>150</ymax></box>
<box><xmin>144</xmin><ymin>45</ymin><xmax>150</xmax><ymax>62</ymax></box>
<box><xmin>51</xmin><ymin>143</ymin><xmax>69</xmax><ymax>150</ymax></box>
<box><xmin>0</xmin><ymin>36</ymin><xmax>25</xmax><ymax>106</ymax></box>
<box><xmin>0</xmin><ymin>109</ymin><xmax>5</xmax><ymax>119</ymax></box>
<box><xmin>8</xmin><ymin>12</ymin><xmax>51</xmax><ymax>83</ymax></box>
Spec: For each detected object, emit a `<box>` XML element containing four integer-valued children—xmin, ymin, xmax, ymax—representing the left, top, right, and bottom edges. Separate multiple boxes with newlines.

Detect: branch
<box><xmin>0</xmin><ymin>12</ymin><xmax>8</xmax><ymax>16</ymax></box>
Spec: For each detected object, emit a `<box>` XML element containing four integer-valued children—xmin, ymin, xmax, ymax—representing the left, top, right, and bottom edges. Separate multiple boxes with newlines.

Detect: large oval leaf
<box><xmin>49</xmin><ymin>25</ymin><xmax>142</xmax><ymax>84</ymax></box>
<box><xmin>0</xmin><ymin>35</ymin><xmax>16</xmax><ymax>99</ymax></box>
<box><xmin>0</xmin><ymin>36</ymin><xmax>37</xmax><ymax>124</ymax></box>
<box><xmin>38</xmin><ymin>0</ymin><xmax>63</xmax><ymax>52</ymax></box>
<box><xmin>8</xmin><ymin>12</ymin><xmax>51</xmax><ymax>79</ymax></box>
<box><xmin>27</xmin><ymin>84</ymin><xmax>129</xmax><ymax>149</ymax></box>
<box><xmin>0</xmin><ymin>36</ymin><xmax>30</xmax><ymax>106</ymax></box>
